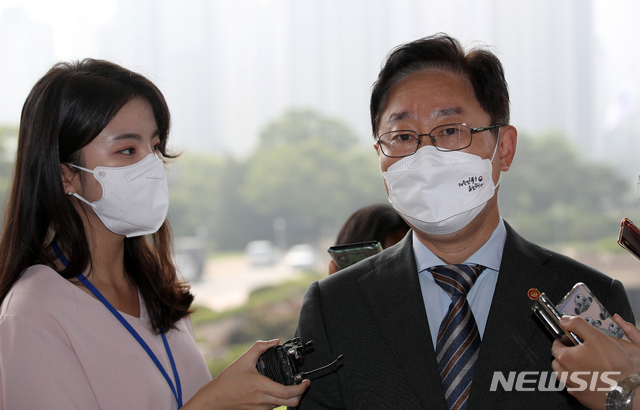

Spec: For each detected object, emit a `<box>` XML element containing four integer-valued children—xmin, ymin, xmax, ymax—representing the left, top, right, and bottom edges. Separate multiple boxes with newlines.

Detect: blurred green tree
<box><xmin>207</xmin><ymin>158</ymin><xmax>274</xmax><ymax>251</ymax></box>
<box><xmin>166</xmin><ymin>109</ymin><xmax>387</xmax><ymax>251</ymax></box>
<box><xmin>240</xmin><ymin>109</ymin><xmax>387</xmax><ymax>245</ymax></box>
<box><xmin>165</xmin><ymin>117</ymin><xmax>634</xmax><ymax>252</ymax></box>
<box><xmin>499</xmin><ymin>132</ymin><xmax>632</xmax><ymax>245</ymax></box>
<box><xmin>167</xmin><ymin>153</ymin><xmax>275</xmax><ymax>252</ymax></box>
<box><xmin>167</xmin><ymin>152</ymin><xmax>224</xmax><ymax>239</ymax></box>
<box><xmin>258</xmin><ymin>109</ymin><xmax>360</xmax><ymax>150</ymax></box>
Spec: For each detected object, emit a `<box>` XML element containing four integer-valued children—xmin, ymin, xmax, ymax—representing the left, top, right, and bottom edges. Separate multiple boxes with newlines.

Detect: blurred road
<box><xmin>189</xmin><ymin>250</ymin><xmax>640</xmax><ymax>314</ymax></box>
<box><xmin>189</xmin><ymin>256</ymin><xmax>305</xmax><ymax>311</ymax></box>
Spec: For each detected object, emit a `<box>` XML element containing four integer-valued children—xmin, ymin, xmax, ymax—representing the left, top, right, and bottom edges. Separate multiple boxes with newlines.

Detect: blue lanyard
<box><xmin>52</xmin><ymin>241</ymin><xmax>183</xmax><ymax>407</ymax></box>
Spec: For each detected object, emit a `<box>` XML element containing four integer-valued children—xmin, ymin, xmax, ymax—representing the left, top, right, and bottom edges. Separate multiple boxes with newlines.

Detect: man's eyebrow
<box><xmin>387</xmin><ymin>107</ymin><xmax>465</xmax><ymax>125</ymax></box>
<box><xmin>387</xmin><ymin>111</ymin><xmax>411</xmax><ymax>124</ymax></box>
<box><xmin>431</xmin><ymin>107</ymin><xmax>465</xmax><ymax>118</ymax></box>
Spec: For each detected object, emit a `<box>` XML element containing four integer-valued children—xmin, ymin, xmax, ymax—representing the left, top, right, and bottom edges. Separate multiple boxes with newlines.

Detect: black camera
<box><xmin>256</xmin><ymin>337</ymin><xmax>343</xmax><ymax>385</ymax></box>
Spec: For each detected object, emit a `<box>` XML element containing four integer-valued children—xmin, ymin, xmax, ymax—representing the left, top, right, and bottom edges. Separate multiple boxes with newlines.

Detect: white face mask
<box><xmin>382</xmin><ymin>139</ymin><xmax>501</xmax><ymax>235</ymax></box>
<box><xmin>68</xmin><ymin>153</ymin><xmax>169</xmax><ymax>238</ymax></box>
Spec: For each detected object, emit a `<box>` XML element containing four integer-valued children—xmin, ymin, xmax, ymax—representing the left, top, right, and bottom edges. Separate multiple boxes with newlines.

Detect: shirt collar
<box><xmin>413</xmin><ymin>218</ymin><xmax>507</xmax><ymax>272</ymax></box>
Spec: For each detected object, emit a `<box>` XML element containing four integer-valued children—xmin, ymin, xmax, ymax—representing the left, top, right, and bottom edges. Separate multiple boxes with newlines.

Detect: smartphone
<box><xmin>532</xmin><ymin>292</ymin><xmax>583</xmax><ymax>345</ymax></box>
<box><xmin>327</xmin><ymin>241</ymin><xmax>382</xmax><ymax>270</ymax></box>
<box><xmin>556</xmin><ymin>282</ymin><xmax>630</xmax><ymax>341</ymax></box>
<box><xmin>618</xmin><ymin>218</ymin><xmax>640</xmax><ymax>261</ymax></box>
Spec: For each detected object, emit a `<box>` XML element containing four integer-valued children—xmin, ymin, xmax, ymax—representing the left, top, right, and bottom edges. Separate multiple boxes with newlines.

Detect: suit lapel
<box><xmin>358</xmin><ymin>234</ymin><xmax>448</xmax><ymax>410</ymax></box>
<box><xmin>468</xmin><ymin>222</ymin><xmax>557</xmax><ymax>409</ymax></box>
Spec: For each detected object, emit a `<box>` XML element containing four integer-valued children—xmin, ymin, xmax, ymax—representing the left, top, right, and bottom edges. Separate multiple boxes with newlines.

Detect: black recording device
<box><xmin>256</xmin><ymin>337</ymin><xmax>343</xmax><ymax>385</ymax></box>
<box><xmin>532</xmin><ymin>292</ymin><xmax>583</xmax><ymax>346</ymax></box>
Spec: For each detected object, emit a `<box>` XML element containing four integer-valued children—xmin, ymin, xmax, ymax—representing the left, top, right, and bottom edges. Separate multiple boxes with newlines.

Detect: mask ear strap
<box><xmin>71</xmin><ymin>193</ymin><xmax>94</xmax><ymax>207</ymax></box>
<box><xmin>64</xmin><ymin>163</ymin><xmax>95</xmax><ymax>206</ymax></box>
<box><xmin>490</xmin><ymin>128</ymin><xmax>502</xmax><ymax>189</ymax></box>
<box><xmin>489</xmin><ymin>128</ymin><xmax>501</xmax><ymax>163</ymax></box>
<box><xmin>65</xmin><ymin>163</ymin><xmax>94</xmax><ymax>174</ymax></box>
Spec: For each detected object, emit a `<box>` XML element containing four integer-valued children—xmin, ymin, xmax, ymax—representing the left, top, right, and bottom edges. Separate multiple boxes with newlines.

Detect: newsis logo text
<box><xmin>490</xmin><ymin>371</ymin><xmax>621</xmax><ymax>392</ymax></box>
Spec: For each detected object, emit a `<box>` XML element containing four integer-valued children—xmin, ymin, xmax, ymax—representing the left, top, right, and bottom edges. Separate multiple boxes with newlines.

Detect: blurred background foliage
<box><xmin>165</xmin><ymin>108</ymin><xmax>636</xmax><ymax>254</ymax></box>
<box><xmin>190</xmin><ymin>272</ymin><xmax>323</xmax><ymax>377</ymax></box>
<box><xmin>0</xmin><ymin>108</ymin><xmax>635</xmax><ymax>253</ymax></box>
<box><xmin>499</xmin><ymin>131</ymin><xmax>634</xmax><ymax>249</ymax></box>
<box><xmin>166</xmin><ymin>108</ymin><xmax>389</xmax><ymax>251</ymax></box>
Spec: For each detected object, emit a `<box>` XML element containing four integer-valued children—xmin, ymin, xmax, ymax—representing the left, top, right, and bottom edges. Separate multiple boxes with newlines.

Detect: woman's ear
<box><xmin>61</xmin><ymin>164</ymin><xmax>79</xmax><ymax>196</ymax></box>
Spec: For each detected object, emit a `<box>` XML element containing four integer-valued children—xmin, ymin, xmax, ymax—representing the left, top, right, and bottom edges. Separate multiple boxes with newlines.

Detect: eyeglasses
<box><xmin>376</xmin><ymin>123</ymin><xmax>502</xmax><ymax>158</ymax></box>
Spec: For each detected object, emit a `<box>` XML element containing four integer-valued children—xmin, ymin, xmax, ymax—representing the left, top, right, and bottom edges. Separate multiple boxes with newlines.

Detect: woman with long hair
<box><xmin>328</xmin><ymin>204</ymin><xmax>410</xmax><ymax>274</ymax></box>
<box><xmin>0</xmin><ymin>59</ymin><xmax>308</xmax><ymax>409</ymax></box>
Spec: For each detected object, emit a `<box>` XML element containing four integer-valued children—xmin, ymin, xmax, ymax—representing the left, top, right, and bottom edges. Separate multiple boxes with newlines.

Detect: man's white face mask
<box><xmin>382</xmin><ymin>137</ymin><xmax>501</xmax><ymax>235</ymax></box>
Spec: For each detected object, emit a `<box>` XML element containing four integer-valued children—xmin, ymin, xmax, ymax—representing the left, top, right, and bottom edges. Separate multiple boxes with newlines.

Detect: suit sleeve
<box><xmin>602</xmin><ymin>278</ymin><xmax>635</xmax><ymax>324</ymax></box>
<box><xmin>0</xmin><ymin>314</ymin><xmax>101</xmax><ymax>409</ymax></box>
<box><xmin>290</xmin><ymin>281</ymin><xmax>345</xmax><ymax>410</ymax></box>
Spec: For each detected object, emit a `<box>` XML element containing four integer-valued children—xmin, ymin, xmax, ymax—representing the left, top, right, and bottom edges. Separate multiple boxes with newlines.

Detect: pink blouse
<box><xmin>0</xmin><ymin>265</ymin><xmax>212</xmax><ymax>409</ymax></box>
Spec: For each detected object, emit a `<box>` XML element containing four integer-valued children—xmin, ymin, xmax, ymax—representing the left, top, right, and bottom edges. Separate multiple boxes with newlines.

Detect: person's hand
<box><xmin>183</xmin><ymin>340</ymin><xmax>310</xmax><ymax>410</ymax></box>
<box><xmin>552</xmin><ymin>316</ymin><xmax>635</xmax><ymax>410</ymax></box>
<box><xmin>328</xmin><ymin>260</ymin><xmax>339</xmax><ymax>275</ymax></box>
<box><xmin>613</xmin><ymin>314</ymin><xmax>640</xmax><ymax>344</ymax></box>
<box><xmin>612</xmin><ymin>314</ymin><xmax>640</xmax><ymax>372</ymax></box>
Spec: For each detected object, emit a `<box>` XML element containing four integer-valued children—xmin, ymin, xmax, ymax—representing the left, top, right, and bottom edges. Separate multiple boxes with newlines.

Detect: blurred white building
<box><xmin>0</xmin><ymin>7</ymin><xmax>53</xmax><ymax>125</ymax></box>
<box><xmin>0</xmin><ymin>0</ymin><xmax>638</xmax><ymax>175</ymax></box>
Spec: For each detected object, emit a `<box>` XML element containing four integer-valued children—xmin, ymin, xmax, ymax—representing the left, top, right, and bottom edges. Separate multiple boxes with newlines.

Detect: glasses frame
<box><xmin>376</xmin><ymin>123</ymin><xmax>503</xmax><ymax>158</ymax></box>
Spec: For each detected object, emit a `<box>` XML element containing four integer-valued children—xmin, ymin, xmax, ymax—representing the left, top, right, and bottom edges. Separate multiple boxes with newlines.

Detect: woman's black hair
<box><xmin>335</xmin><ymin>204</ymin><xmax>409</xmax><ymax>247</ymax></box>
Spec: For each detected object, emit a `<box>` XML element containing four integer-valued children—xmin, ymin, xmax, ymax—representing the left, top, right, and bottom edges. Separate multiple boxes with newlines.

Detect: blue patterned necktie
<box><xmin>428</xmin><ymin>264</ymin><xmax>485</xmax><ymax>410</ymax></box>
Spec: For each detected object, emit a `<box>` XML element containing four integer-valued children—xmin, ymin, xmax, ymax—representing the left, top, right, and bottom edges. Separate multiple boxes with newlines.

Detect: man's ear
<box><xmin>61</xmin><ymin>164</ymin><xmax>79</xmax><ymax>196</ymax></box>
<box><xmin>498</xmin><ymin>125</ymin><xmax>517</xmax><ymax>172</ymax></box>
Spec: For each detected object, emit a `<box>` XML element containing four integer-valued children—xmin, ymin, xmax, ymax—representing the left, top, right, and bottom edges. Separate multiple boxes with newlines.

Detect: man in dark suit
<box><xmin>292</xmin><ymin>33</ymin><xmax>635</xmax><ymax>410</ymax></box>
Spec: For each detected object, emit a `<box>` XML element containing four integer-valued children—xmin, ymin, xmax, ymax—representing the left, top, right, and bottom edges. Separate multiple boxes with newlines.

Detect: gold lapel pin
<box><xmin>528</xmin><ymin>288</ymin><xmax>541</xmax><ymax>300</ymax></box>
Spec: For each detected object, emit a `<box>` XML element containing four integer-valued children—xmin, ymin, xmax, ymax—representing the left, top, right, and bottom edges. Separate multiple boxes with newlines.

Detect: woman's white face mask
<box><xmin>382</xmin><ymin>137</ymin><xmax>501</xmax><ymax>235</ymax></box>
<box><xmin>67</xmin><ymin>153</ymin><xmax>169</xmax><ymax>237</ymax></box>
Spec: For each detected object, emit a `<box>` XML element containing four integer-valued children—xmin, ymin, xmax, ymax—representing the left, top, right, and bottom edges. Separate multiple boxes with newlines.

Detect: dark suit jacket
<box><xmin>292</xmin><ymin>222</ymin><xmax>635</xmax><ymax>410</ymax></box>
